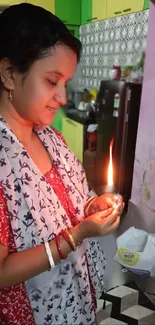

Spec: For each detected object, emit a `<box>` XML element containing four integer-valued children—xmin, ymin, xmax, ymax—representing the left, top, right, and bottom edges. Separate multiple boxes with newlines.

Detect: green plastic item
<box><xmin>144</xmin><ymin>0</ymin><xmax>150</xmax><ymax>9</ymax></box>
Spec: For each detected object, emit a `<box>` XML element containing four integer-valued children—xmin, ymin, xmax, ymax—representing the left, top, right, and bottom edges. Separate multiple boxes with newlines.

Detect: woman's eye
<box><xmin>47</xmin><ymin>79</ymin><xmax>57</xmax><ymax>86</ymax></box>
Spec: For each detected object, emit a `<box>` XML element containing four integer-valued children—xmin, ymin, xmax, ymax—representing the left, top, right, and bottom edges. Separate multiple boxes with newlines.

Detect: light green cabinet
<box><xmin>25</xmin><ymin>0</ymin><xmax>55</xmax><ymax>12</ymax></box>
<box><xmin>62</xmin><ymin>117</ymin><xmax>83</xmax><ymax>162</ymax></box>
<box><xmin>122</xmin><ymin>0</ymin><xmax>145</xmax><ymax>15</ymax></box>
<box><xmin>0</xmin><ymin>0</ymin><xmax>55</xmax><ymax>12</ymax></box>
<box><xmin>92</xmin><ymin>0</ymin><xmax>106</xmax><ymax>21</ymax></box>
<box><xmin>82</xmin><ymin>0</ymin><xmax>147</xmax><ymax>24</ymax></box>
<box><xmin>107</xmin><ymin>0</ymin><xmax>145</xmax><ymax>19</ymax></box>
<box><xmin>106</xmin><ymin>0</ymin><xmax>122</xmax><ymax>18</ymax></box>
<box><xmin>0</xmin><ymin>0</ymin><xmax>24</xmax><ymax>5</ymax></box>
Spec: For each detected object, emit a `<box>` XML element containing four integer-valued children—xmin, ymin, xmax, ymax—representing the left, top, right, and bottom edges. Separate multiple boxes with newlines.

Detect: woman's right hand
<box><xmin>81</xmin><ymin>203</ymin><xmax>121</xmax><ymax>238</ymax></box>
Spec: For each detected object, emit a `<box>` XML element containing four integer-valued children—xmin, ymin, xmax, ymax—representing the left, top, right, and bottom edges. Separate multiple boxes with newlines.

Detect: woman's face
<box><xmin>11</xmin><ymin>44</ymin><xmax>77</xmax><ymax>126</ymax></box>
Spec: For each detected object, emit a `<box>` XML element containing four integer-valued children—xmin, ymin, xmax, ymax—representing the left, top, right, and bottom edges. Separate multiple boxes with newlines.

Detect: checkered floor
<box><xmin>97</xmin><ymin>282</ymin><xmax>155</xmax><ymax>324</ymax></box>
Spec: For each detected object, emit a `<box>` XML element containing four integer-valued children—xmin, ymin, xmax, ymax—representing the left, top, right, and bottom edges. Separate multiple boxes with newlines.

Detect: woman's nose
<box><xmin>54</xmin><ymin>91</ymin><xmax>67</xmax><ymax>105</ymax></box>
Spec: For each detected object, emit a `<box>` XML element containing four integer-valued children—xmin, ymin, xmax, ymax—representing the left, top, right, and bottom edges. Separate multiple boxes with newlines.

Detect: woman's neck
<box><xmin>0</xmin><ymin>102</ymin><xmax>34</xmax><ymax>143</ymax></box>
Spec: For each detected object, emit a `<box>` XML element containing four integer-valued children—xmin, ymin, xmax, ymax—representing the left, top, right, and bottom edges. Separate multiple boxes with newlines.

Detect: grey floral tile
<box><xmin>79</xmin><ymin>10</ymin><xmax>149</xmax><ymax>90</ymax></box>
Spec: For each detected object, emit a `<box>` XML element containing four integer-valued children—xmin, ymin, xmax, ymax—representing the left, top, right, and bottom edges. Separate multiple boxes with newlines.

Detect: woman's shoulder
<box><xmin>49</xmin><ymin>127</ymin><xmax>67</xmax><ymax>145</ymax></box>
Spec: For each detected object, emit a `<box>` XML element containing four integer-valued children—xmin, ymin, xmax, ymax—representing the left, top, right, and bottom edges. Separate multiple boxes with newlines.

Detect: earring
<box><xmin>9</xmin><ymin>90</ymin><xmax>13</xmax><ymax>101</ymax></box>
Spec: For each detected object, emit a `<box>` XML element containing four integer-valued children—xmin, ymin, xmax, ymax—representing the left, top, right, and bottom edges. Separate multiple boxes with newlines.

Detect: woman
<box><xmin>0</xmin><ymin>3</ymin><xmax>124</xmax><ymax>325</ymax></box>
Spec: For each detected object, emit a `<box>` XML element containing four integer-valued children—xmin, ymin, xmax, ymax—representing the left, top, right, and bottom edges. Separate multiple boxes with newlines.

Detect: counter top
<box><xmin>66</xmin><ymin>108</ymin><xmax>96</xmax><ymax>125</ymax></box>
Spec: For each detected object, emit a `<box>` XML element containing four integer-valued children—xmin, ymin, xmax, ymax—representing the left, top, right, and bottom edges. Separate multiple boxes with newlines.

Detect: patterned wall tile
<box><xmin>78</xmin><ymin>10</ymin><xmax>149</xmax><ymax>90</ymax></box>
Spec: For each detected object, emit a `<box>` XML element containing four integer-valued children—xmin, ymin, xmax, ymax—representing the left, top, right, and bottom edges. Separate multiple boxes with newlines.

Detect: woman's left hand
<box><xmin>85</xmin><ymin>193</ymin><xmax>124</xmax><ymax>217</ymax></box>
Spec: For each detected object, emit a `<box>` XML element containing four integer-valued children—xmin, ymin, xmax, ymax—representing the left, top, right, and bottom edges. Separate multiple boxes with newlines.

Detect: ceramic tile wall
<box><xmin>78</xmin><ymin>10</ymin><xmax>149</xmax><ymax>90</ymax></box>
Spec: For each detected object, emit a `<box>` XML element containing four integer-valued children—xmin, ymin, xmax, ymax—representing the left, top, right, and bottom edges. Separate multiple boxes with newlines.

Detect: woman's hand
<box><xmin>81</xmin><ymin>203</ymin><xmax>121</xmax><ymax>238</ymax></box>
<box><xmin>86</xmin><ymin>193</ymin><xmax>124</xmax><ymax>217</ymax></box>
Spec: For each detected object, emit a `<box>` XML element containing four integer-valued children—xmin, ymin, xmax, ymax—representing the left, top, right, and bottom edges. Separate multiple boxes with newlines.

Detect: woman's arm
<box><xmin>0</xmin><ymin>184</ymin><xmax>121</xmax><ymax>289</ymax></box>
<box><xmin>0</xmin><ymin>223</ymin><xmax>84</xmax><ymax>288</ymax></box>
<box><xmin>0</xmin><ymin>183</ymin><xmax>85</xmax><ymax>288</ymax></box>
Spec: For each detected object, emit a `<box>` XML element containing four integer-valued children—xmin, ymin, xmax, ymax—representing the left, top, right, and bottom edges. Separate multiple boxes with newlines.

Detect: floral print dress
<box><xmin>0</xmin><ymin>122</ymin><xmax>107</xmax><ymax>325</ymax></box>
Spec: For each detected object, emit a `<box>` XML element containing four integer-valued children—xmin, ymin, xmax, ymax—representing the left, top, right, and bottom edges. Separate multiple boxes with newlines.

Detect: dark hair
<box><xmin>0</xmin><ymin>3</ymin><xmax>82</xmax><ymax>73</ymax></box>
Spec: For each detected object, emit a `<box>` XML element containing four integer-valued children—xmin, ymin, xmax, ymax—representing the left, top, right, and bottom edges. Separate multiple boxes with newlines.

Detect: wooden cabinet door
<box><xmin>81</xmin><ymin>0</ymin><xmax>92</xmax><ymax>25</ymax></box>
<box><xmin>62</xmin><ymin>117</ymin><xmax>83</xmax><ymax>162</ymax></box>
<box><xmin>122</xmin><ymin>0</ymin><xmax>144</xmax><ymax>14</ymax></box>
<box><xmin>55</xmin><ymin>0</ymin><xmax>81</xmax><ymax>25</ymax></box>
<box><xmin>106</xmin><ymin>0</ymin><xmax>123</xmax><ymax>19</ymax></box>
<box><xmin>92</xmin><ymin>0</ymin><xmax>106</xmax><ymax>21</ymax></box>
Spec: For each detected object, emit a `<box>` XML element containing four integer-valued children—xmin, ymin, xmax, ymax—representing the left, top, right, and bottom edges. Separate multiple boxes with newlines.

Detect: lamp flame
<box><xmin>108</xmin><ymin>138</ymin><xmax>114</xmax><ymax>186</ymax></box>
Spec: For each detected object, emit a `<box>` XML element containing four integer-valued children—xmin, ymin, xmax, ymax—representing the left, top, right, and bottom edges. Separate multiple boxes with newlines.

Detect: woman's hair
<box><xmin>0</xmin><ymin>3</ymin><xmax>82</xmax><ymax>73</ymax></box>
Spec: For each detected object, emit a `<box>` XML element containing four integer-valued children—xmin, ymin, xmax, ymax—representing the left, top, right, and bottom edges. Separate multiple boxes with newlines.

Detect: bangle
<box><xmin>64</xmin><ymin>229</ymin><xmax>76</xmax><ymax>251</ymax></box>
<box><xmin>59</xmin><ymin>230</ymin><xmax>76</xmax><ymax>252</ymax></box>
<box><xmin>44</xmin><ymin>242</ymin><xmax>55</xmax><ymax>269</ymax></box>
<box><xmin>65</xmin><ymin>230</ymin><xmax>76</xmax><ymax>251</ymax></box>
<box><xmin>84</xmin><ymin>197</ymin><xmax>97</xmax><ymax>217</ymax></box>
<box><xmin>59</xmin><ymin>230</ymin><xmax>73</xmax><ymax>250</ymax></box>
<box><xmin>55</xmin><ymin>233</ymin><xmax>66</xmax><ymax>260</ymax></box>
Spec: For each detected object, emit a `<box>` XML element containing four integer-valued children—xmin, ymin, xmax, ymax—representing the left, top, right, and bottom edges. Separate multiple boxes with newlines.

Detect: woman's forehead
<box><xmin>32</xmin><ymin>45</ymin><xmax>77</xmax><ymax>79</ymax></box>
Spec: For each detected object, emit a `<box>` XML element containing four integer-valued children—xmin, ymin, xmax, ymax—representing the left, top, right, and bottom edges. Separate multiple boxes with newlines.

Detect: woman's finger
<box><xmin>109</xmin><ymin>216</ymin><xmax>120</xmax><ymax>233</ymax></box>
<box><xmin>105</xmin><ymin>203</ymin><xmax>122</xmax><ymax>225</ymax></box>
<box><xmin>97</xmin><ymin>207</ymin><xmax>113</xmax><ymax>219</ymax></box>
<box><xmin>117</xmin><ymin>202</ymin><xmax>125</xmax><ymax>215</ymax></box>
<box><xmin>103</xmin><ymin>194</ymin><xmax>115</xmax><ymax>207</ymax></box>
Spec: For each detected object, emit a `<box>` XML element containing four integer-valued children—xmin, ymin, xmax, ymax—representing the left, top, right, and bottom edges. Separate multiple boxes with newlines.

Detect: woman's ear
<box><xmin>0</xmin><ymin>58</ymin><xmax>15</xmax><ymax>91</ymax></box>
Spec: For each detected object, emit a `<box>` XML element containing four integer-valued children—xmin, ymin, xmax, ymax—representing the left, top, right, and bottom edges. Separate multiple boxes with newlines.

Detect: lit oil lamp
<box><xmin>97</xmin><ymin>138</ymin><xmax>123</xmax><ymax>211</ymax></box>
<box><xmin>103</xmin><ymin>138</ymin><xmax>122</xmax><ymax>206</ymax></box>
<box><xmin>103</xmin><ymin>138</ymin><xmax>116</xmax><ymax>193</ymax></box>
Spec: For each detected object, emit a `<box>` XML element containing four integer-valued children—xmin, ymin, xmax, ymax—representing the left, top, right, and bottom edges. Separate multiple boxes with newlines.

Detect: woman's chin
<box><xmin>34</xmin><ymin>120</ymin><xmax>53</xmax><ymax>130</ymax></box>
<box><xmin>42</xmin><ymin>115</ymin><xmax>55</xmax><ymax>126</ymax></box>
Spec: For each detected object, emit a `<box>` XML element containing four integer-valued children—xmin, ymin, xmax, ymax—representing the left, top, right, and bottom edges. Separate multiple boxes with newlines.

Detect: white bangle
<box><xmin>45</xmin><ymin>242</ymin><xmax>55</xmax><ymax>269</ymax></box>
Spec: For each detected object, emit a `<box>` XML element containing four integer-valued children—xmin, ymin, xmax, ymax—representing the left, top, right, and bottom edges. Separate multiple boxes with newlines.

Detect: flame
<box><xmin>108</xmin><ymin>138</ymin><xmax>114</xmax><ymax>186</ymax></box>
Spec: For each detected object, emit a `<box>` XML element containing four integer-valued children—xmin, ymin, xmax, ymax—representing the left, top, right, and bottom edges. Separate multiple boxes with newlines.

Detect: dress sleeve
<box><xmin>0</xmin><ymin>184</ymin><xmax>9</xmax><ymax>246</ymax></box>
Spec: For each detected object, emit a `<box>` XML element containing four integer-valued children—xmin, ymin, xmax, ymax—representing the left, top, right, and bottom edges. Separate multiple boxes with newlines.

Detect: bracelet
<box><xmin>84</xmin><ymin>197</ymin><xmax>97</xmax><ymax>217</ymax></box>
<box><xmin>59</xmin><ymin>230</ymin><xmax>73</xmax><ymax>251</ymax></box>
<box><xmin>55</xmin><ymin>233</ymin><xmax>66</xmax><ymax>260</ymax></box>
<box><xmin>44</xmin><ymin>242</ymin><xmax>55</xmax><ymax>269</ymax></box>
<box><xmin>59</xmin><ymin>230</ymin><xmax>76</xmax><ymax>252</ymax></box>
<box><xmin>64</xmin><ymin>229</ymin><xmax>76</xmax><ymax>251</ymax></box>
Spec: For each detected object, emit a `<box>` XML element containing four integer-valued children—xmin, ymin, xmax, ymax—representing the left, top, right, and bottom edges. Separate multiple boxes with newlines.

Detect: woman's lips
<box><xmin>47</xmin><ymin>106</ymin><xmax>57</xmax><ymax>113</ymax></box>
<box><xmin>47</xmin><ymin>106</ymin><xmax>59</xmax><ymax>112</ymax></box>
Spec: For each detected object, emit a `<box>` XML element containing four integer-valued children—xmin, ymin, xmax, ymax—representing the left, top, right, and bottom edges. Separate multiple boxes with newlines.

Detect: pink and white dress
<box><xmin>0</xmin><ymin>121</ymin><xmax>107</xmax><ymax>325</ymax></box>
